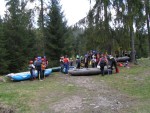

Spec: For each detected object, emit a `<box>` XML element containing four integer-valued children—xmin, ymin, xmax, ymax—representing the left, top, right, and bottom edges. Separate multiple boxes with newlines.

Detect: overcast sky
<box><xmin>60</xmin><ymin>0</ymin><xmax>94</xmax><ymax>26</ymax></box>
<box><xmin>0</xmin><ymin>0</ymin><xmax>94</xmax><ymax>26</ymax></box>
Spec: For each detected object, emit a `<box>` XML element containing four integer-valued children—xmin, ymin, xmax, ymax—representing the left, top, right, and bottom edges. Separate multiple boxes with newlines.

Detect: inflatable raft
<box><xmin>62</xmin><ymin>66</ymin><xmax>75</xmax><ymax>73</ymax></box>
<box><xmin>52</xmin><ymin>66</ymin><xmax>75</xmax><ymax>72</ymax></box>
<box><xmin>51</xmin><ymin>67</ymin><xmax>61</xmax><ymax>72</ymax></box>
<box><xmin>6</xmin><ymin>68</ymin><xmax>52</xmax><ymax>81</ymax></box>
<box><xmin>68</xmin><ymin>68</ymin><xmax>112</xmax><ymax>76</ymax></box>
<box><xmin>116</xmin><ymin>56</ymin><xmax>130</xmax><ymax>62</ymax></box>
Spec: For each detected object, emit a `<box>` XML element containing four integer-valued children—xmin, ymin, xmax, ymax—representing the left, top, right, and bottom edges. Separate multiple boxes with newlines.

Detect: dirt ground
<box><xmin>41</xmin><ymin>73</ymin><xmax>137</xmax><ymax>113</ymax></box>
<box><xmin>0</xmin><ymin>72</ymin><xmax>138</xmax><ymax>113</ymax></box>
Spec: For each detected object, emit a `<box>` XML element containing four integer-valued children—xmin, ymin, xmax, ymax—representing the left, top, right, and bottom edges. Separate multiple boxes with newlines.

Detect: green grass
<box><xmin>98</xmin><ymin>58</ymin><xmax>150</xmax><ymax>112</ymax></box>
<box><xmin>0</xmin><ymin>58</ymin><xmax>150</xmax><ymax>113</ymax></box>
<box><xmin>0</xmin><ymin>74</ymin><xmax>79</xmax><ymax>113</ymax></box>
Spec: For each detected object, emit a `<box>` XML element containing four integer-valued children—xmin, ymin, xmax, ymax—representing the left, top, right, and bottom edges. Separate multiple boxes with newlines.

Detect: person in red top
<box><xmin>63</xmin><ymin>55</ymin><xmax>69</xmax><ymax>74</ymax></box>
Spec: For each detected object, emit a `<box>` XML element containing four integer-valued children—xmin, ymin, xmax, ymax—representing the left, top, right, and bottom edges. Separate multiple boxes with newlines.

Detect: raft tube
<box><xmin>6</xmin><ymin>68</ymin><xmax>52</xmax><ymax>81</ymax></box>
<box><xmin>51</xmin><ymin>67</ymin><xmax>61</xmax><ymax>72</ymax></box>
<box><xmin>116</xmin><ymin>56</ymin><xmax>130</xmax><ymax>62</ymax></box>
<box><xmin>68</xmin><ymin>68</ymin><xmax>112</xmax><ymax>76</ymax></box>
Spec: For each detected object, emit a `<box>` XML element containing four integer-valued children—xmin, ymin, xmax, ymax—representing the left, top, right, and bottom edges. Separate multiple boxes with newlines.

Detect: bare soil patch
<box><xmin>43</xmin><ymin>73</ymin><xmax>138</xmax><ymax>113</ymax></box>
<box><xmin>0</xmin><ymin>103</ymin><xmax>15</xmax><ymax>113</ymax></box>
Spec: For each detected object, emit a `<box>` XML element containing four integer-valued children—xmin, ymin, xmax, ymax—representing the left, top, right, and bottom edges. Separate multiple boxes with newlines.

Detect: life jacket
<box><xmin>100</xmin><ymin>57</ymin><xmax>107</xmax><ymax>67</ymax></box>
<box><xmin>36</xmin><ymin>60</ymin><xmax>42</xmax><ymax>67</ymax></box>
<box><xmin>41</xmin><ymin>63</ymin><xmax>46</xmax><ymax>70</ymax></box>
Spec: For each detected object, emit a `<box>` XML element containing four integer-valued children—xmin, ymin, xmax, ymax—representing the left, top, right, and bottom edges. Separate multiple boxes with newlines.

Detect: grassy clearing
<box><xmin>0</xmin><ymin>74</ymin><xmax>79</xmax><ymax>113</ymax></box>
<box><xmin>0</xmin><ymin>58</ymin><xmax>150</xmax><ymax>113</ymax></box>
<box><xmin>98</xmin><ymin>58</ymin><xmax>150</xmax><ymax>112</ymax></box>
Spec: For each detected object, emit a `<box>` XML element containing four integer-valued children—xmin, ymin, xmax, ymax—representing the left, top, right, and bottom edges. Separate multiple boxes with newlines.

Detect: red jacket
<box><xmin>63</xmin><ymin>58</ymin><xmax>69</xmax><ymax>63</ymax></box>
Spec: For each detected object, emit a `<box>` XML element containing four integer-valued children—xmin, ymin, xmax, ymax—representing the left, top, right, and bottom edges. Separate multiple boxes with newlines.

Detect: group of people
<box><xmin>28</xmin><ymin>56</ymin><xmax>48</xmax><ymax>81</ymax></box>
<box><xmin>75</xmin><ymin>52</ymin><xmax>119</xmax><ymax>75</ymax></box>
<box><xmin>60</xmin><ymin>50</ymin><xmax>119</xmax><ymax>76</ymax></box>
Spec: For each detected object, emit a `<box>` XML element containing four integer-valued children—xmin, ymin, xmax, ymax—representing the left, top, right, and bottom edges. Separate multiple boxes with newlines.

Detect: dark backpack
<box><xmin>100</xmin><ymin>58</ymin><xmax>106</xmax><ymax>67</ymax></box>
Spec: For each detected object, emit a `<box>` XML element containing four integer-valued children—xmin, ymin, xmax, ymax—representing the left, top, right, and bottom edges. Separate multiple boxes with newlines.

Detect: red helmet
<box><xmin>29</xmin><ymin>60</ymin><xmax>33</xmax><ymax>64</ymax></box>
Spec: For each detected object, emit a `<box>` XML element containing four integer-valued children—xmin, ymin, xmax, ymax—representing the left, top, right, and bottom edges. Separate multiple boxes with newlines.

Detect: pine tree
<box><xmin>45</xmin><ymin>0</ymin><xmax>68</xmax><ymax>66</ymax></box>
<box><xmin>0</xmin><ymin>17</ymin><xmax>9</xmax><ymax>74</ymax></box>
<box><xmin>145</xmin><ymin>0</ymin><xmax>150</xmax><ymax>58</ymax></box>
<box><xmin>3</xmin><ymin>0</ymin><xmax>36</xmax><ymax>72</ymax></box>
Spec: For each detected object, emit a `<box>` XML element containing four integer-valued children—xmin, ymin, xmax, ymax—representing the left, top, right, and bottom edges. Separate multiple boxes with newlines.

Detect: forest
<box><xmin>0</xmin><ymin>0</ymin><xmax>150</xmax><ymax>74</ymax></box>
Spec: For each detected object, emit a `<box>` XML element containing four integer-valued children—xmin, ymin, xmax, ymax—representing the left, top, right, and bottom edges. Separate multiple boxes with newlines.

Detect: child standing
<box><xmin>41</xmin><ymin>61</ymin><xmax>46</xmax><ymax>80</ymax></box>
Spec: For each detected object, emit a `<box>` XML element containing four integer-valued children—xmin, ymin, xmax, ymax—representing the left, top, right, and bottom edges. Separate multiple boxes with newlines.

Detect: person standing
<box><xmin>29</xmin><ymin>60</ymin><xmax>35</xmax><ymax>81</ymax></box>
<box><xmin>41</xmin><ymin>61</ymin><xmax>46</xmax><ymax>80</ymax></box>
<box><xmin>84</xmin><ymin>54</ymin><xmax>89</xmax><ymax>68</ymax></box>
<box><xmin>63</xmin><ymin>55</ymin><xmax>69</xmax><ymax>74</ymax></box>
<box><xmin>98</xmin><ymin>54</ymin><xmax>108</xmax><ymax>76</ymax></box>
<box><xmin>60</xmin><ymin>56</ymin><xmax>64</xmax><ymax>72</ymax></box>
<box><xmin>108</xmin><ymin>55</ymin><xmax>119</xmax><ymax>73</ymax></box>
<box><xmin>69</xmin><ymin>58</ymin><xmax>73</xmax><ymax>66</ymax></box>
<box><xmin>91</xmin><ymin>55</ymin><xmax>96</xmax><ymax>68</ymax></box>
<box><xmin>35</xmin><ymin>57</ymin><xmax>42</xmax><ymax>80</ymax></box>
<box><xmin>76</xmin><ymin>55</ymin><xmax>81</xmax><ymax>69</ymax></box>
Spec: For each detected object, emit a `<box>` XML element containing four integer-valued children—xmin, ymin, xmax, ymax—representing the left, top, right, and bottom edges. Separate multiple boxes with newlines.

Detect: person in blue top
<box><xmin>35</xmin><ymin>57</ymin><xmax>42</xmax><ymax>80</ymax></box>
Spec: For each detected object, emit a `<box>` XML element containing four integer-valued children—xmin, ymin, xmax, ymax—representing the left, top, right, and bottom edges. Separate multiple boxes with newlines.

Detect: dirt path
<box><xmin>40</xmin><ymin>73</ymin><xmax>137</xmax><ymax>113</ymax></box>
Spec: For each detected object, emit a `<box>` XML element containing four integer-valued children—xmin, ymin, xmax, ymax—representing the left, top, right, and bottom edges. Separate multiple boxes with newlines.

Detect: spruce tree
<box><xmin>3</xmin><ymin>0</ymin><xmax>36</xmax><ymax>72</ymax></box>
<box><xmin>45</xmin><ymin>0</ymin><xmax>68</xmax><ymax>66</ymax></box>
<box><xmin>0</xmin><ymin>17</ymin><xmax>9</xmax><ymax>74</ymax></box>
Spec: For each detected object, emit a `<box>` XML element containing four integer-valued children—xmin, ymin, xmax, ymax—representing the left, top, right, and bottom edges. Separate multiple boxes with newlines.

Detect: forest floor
<box><xmin>0</xmin><ymin>58</ymin><xmax>150</xmax><ymax>113</ymax></box>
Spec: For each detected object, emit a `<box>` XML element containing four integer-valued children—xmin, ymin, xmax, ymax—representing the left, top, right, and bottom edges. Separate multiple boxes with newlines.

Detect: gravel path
<box><xmin>48</xmin><ymin>74</ymin><xmax>137</xmax><ymax>113</ymax></box>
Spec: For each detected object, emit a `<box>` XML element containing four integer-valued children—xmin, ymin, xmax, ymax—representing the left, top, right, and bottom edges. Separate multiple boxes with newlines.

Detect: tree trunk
<box><xmin>131</xmin><ymin>30</ymin><xmax>135</xmax><ymax>63</ymax></box>
<box><xmin>146</xmin><ymin>0</ymin><xmax>150</xmax><ymax>58</ymax></box>
<box><xmin>104</xmin><ymin>1</ymin><xmax>111</xmax><ymax>54</ymax></box>
<box><xmin>127</xmin><ymin>0</ymin><xmax>135</xmax><ymax>63</ymax></box>
<box><xmin>40</xmin><ymin>0</ymin><xmax>45</xmax><ymax>56</ymax></box>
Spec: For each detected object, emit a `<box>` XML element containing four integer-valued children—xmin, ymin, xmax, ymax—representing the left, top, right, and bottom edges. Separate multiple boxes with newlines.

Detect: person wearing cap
<box><xmin>29</xmin><ymin>60</ymin><xmax>35</xmax><ymax>81</ymax></box>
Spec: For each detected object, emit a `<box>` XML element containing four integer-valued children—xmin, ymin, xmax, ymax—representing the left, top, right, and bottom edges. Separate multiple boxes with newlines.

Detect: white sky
<box><xmin>60</xmin><ymin>0</ymin><xmax>94</xmax><ymax>26</ymax></box>
<box><xmin>0</xmin><ymin>0</ymin><xmax>94</xmax><ymax>26</ymax></box>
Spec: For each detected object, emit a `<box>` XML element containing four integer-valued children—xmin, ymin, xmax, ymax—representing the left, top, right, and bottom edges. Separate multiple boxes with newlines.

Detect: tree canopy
<box><xmin>0</xmin><ymin>0</ymin><xmax>149</xmax><ymax>74</ymax></box>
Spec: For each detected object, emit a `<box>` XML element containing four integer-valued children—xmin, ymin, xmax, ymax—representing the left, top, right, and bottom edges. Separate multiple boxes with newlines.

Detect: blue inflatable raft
<box><xmin>6</xmin><ymin>68</ymin><xmax>52</xmax><ymax>81</ymax></box>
